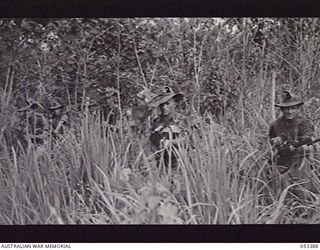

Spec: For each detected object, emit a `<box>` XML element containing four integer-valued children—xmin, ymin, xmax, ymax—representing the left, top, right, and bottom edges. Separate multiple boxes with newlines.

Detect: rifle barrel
<box><xmin>307</xmin><ymin>138</ymin><xmax>320</xmax><ymax>146</ymax></box>
<box><xmin>292</xmin><ymin>138</ymin><xmax>312</xmax><ymax>148</ymax></box>
<box><xmin>290</xmin><ymin>138</ymin><xmax>320</xmax><ymax>148</ymax></box>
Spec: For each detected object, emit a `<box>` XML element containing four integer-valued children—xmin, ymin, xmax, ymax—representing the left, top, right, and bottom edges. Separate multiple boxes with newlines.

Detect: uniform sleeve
<box><xmin>268</xmin><ymin>124</ymin><xmax>276</xmax><ymax>139</ymax></box>
<box><xmin>151</xmin><ymin>117</ymin><xmax>161</xmax><ymax>131</ymax></box>
<box><xmin>150</xmin><ymin>118</ymin><xmax>162</xmax><ymax>148</ymax></box>
<box><xmin>298</xmin><ymin>119</ymin><xmax>314</xmax><ymax>140</ymax></box>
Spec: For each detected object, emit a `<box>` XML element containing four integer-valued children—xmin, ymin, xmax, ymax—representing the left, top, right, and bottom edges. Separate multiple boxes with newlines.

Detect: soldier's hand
<box><xmin>271</xmin><ymin>136</ymin><xmax>283</xmax><ymax>146</ymax></box>
<box><xmin>160</xmin><ymin>138</ymin><xmax>170</xmax><ymax>148</ymax></box>
<box><xmin>289</xmin><ymin>145</ymin><xmax>296</xmax><ymax>151</ymax></box>
<box><xmin>154</xmin><ymin>125</ymin><xmax>164</xmax><ymax>132</ymax></box>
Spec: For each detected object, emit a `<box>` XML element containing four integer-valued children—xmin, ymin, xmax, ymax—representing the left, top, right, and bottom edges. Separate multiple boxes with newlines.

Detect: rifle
<box><xmin>306</xmin><ymin>137</ymin><xmax>320</xmax><ymax>146</ymax></box>
<box><xmin>290</xmin><ymin>137</ymin><xmax>318</xmax><ymax>147</ymax></box>
<box><xmin>274</xmin><ymin>137</ymin><xmax>320</xmax><ymax>159</ymax></box>
<box><xmin>265</xmin><ymin>136</ymin><xmax>320</xmax><ymax>176</ymax></box>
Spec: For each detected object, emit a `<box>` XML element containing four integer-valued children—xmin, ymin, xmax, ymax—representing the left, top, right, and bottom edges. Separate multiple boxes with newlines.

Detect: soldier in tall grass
<box><xmin>47</xmin><ymin>100</ymin><xmax>69</xmax><ymax>136</ymax></box>
<box><xmin>268</xmin><ymin>91</ymin><xmax>318</xmax><ymax>203</ymax></box>
<box><xmin>149</xmin><ymin>87</ymin><xmax>187</xmax><ymax>171</ymax></box>
<box><xmin>18</xmin><ymin>99</ymin><xmax>49</xmax><ymax>147</ymax></box>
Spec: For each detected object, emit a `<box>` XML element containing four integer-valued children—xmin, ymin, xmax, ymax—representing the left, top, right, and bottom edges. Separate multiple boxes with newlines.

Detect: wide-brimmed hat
<box><xmin>148</xmin><ymin>87</ymin><xmax>184</xmax><ymax>108</ymax></box>
<box><xmin>48</xmin><ymin>101</ymin><xmax>65</xmax><ymax>111</ymax></box>
<box><xmin>275</xmin><ymin>91</ymin><xmax>304</xmax><ymax>108</ymax></box>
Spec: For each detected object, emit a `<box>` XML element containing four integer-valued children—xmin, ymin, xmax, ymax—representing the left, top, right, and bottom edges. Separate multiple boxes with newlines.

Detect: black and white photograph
<box><xmin>0</xmin><ymin>17</ymin><xmax>320</xmax><ymax>227</ymax></box>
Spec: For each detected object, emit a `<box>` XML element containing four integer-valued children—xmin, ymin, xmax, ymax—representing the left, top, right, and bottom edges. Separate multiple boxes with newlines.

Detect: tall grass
<box><xmin>0</xmin><ymin>102</ymin><xmax>319</xmax><ymax>224</ymax></box>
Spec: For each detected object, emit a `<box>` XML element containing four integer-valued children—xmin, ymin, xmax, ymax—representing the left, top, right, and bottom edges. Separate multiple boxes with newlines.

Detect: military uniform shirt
<box><xmin>150</xmin><ymin>113</ymin><xmax>187</xmax><ymax>149</ymax></box>
<box><xmin>269</xmin><ymin>115</ymin><xmax>314</xmax><ymax>168</ymax></box>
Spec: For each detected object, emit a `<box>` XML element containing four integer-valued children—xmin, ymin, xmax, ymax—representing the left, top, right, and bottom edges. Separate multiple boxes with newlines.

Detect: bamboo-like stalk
<box><xmin>116</xmin><ymin>27</ymin><xmax>123</xmax><ymax>142</ymax></box>
<box><xmin>271</xmin><ymin>72</ymin><xmax>276</xmax><ymax>121</ymax></box>
<box><xmin>131</xmin><ymin>26</ymin><xmax>148</xmax><ymax>88</ymax></box>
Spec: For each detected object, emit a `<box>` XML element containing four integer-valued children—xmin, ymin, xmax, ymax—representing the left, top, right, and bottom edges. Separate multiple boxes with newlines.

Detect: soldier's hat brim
<box><xmin>275</xmin><ymin>94</ymin><xmax>304</xmax><ymax>108</ymax></box>
<box><xmin>275</xmin><ymin>91</ymin><xmax>304</xmax><ymax>108</ymax></box>
<box><xmin>148</xmin><ymin>92</ymin><xmax>184</xmax><ymax>108</ymax></box>
<box><xmin>275</xmin><ymin>100</ymin><xmax>304</xmax><ymax>107</ymax></box>
<box><xmin>18</xmin><ymin>106</ymin><xmax>30</xmax><ymax>112</ymax></box>
<box><xmin>48</xmin><ymin>104</ymin><xmax>65</xmax><ymax>110</ymax></box>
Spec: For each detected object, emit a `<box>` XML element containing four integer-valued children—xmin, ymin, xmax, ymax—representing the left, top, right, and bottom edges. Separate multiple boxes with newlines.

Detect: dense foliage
<box><xmin>0</xmin><ymin>18</ymin><xmax>320</xmax><ymax>224</ymax></box>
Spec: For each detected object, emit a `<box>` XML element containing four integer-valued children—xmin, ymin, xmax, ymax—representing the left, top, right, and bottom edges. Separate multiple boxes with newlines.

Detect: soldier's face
<box><xmin>54</xmin><ymin>108</ymin><xmax>61</xmax><ymax>115</ymax></box>
<box><xmin>281</xmin><ymin>105</ymin><xmax>300</xmax><ymax>120</ymax></box>
<box><xmin>161</xmin><ymin>99</ymin><xmax>177</xmax><ymax>116</ymax></box>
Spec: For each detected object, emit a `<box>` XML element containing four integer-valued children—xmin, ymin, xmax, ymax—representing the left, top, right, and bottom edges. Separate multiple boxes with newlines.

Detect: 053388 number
<box><xmin>300</xmin><ymin>244</ymin><xmax>319</xmax><ymax>248</ymax></box>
